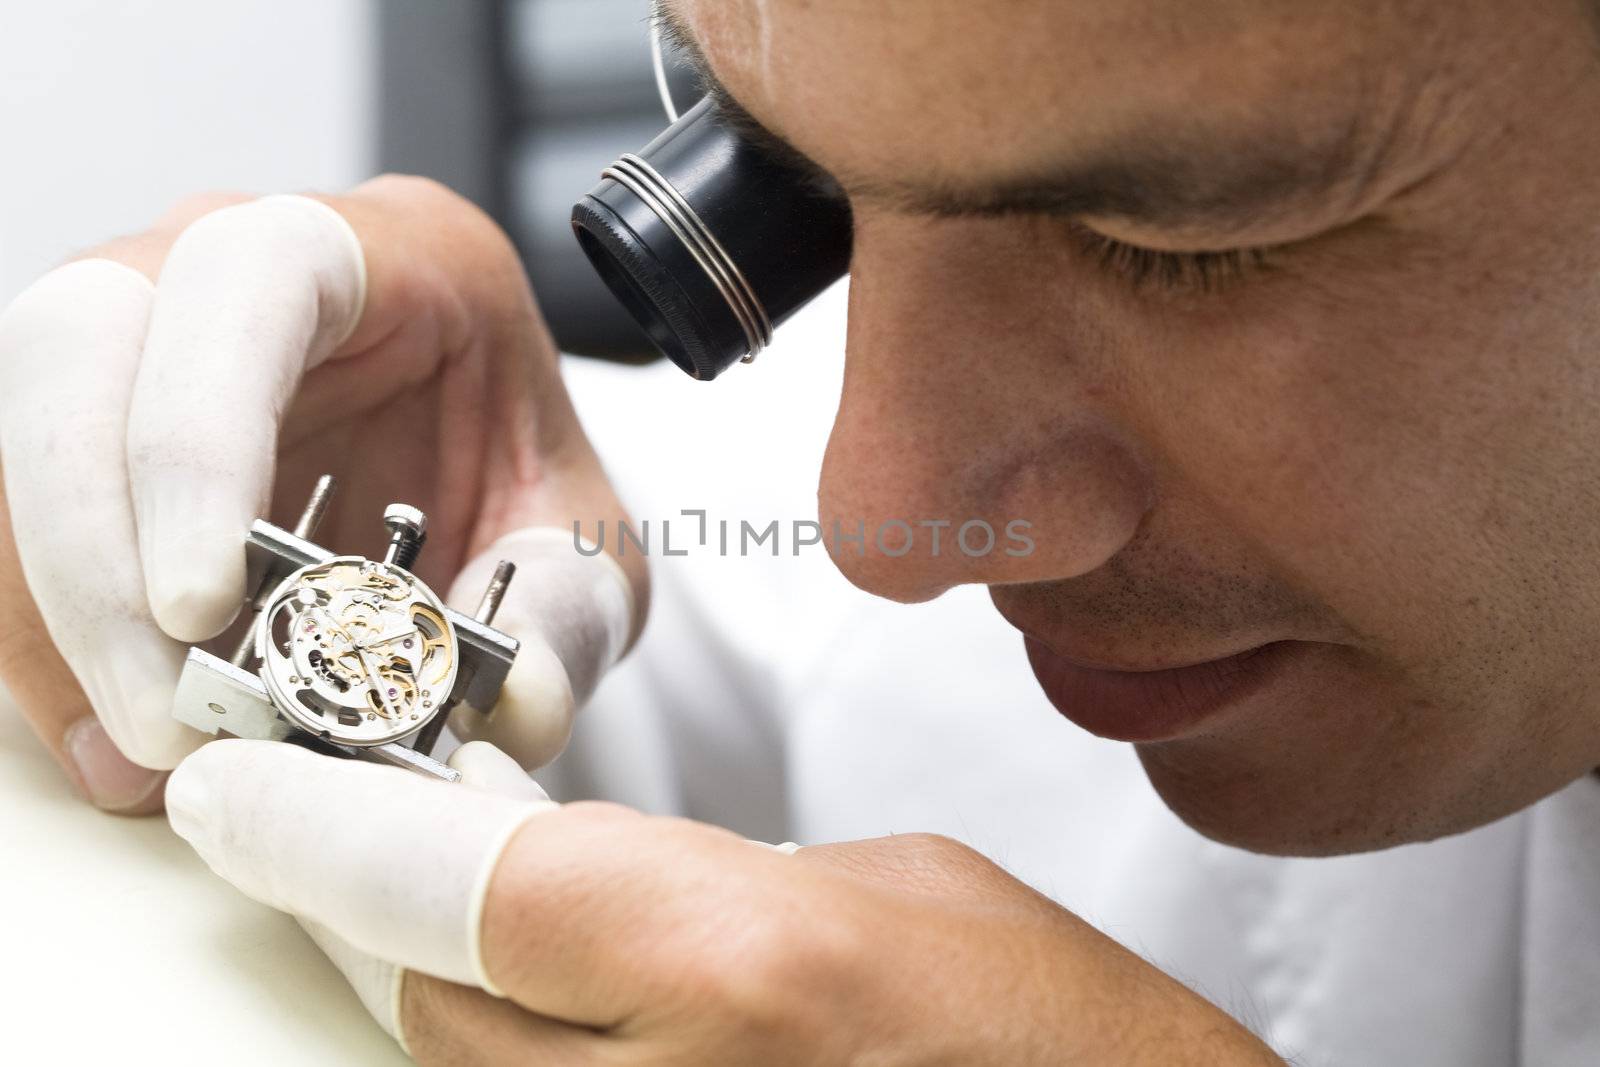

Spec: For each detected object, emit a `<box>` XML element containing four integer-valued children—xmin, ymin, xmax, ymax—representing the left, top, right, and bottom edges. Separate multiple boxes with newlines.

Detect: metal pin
<box><xmin>229</xmin><ymin>617</ymin><xmax>261</xmax><ymax>668</ymax></box>
<box><xmin>294</xmin><ymin>474</ymin><xmax>337</xmax><ymax>541</ymax></box>
<box><xmin>231</xmin><ymin>476</ymin><xmax>338</xmax><ymax>668</ymax></box>
<box><xmin>474</xmin><ymin>560</ymin><xmax>517</xmax><ymax>625</ymax></box>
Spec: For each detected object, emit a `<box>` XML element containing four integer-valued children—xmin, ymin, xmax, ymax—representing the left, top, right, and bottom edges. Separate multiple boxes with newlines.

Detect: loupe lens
<box><xmin>572</xmin><ymin>97</ymin><xmax>852</xmax><ymax>381</ymax></box>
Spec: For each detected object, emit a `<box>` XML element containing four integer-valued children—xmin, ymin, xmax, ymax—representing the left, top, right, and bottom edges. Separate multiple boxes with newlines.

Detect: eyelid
<box><xmin>1068</xmin><ymin>223</ymin><xmax>1275</xmax><ymax>293</ymax></box>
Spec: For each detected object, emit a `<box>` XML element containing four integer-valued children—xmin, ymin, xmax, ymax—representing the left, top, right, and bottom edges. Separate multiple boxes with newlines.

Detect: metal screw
<box><xmin>474</xmin><ymin>560</ymin><xmax>517</xmax><ymax>625</ymax></box>
<box><xmin>383</xmin><ymin>504</ymin><xmax>428</xmax><ymax>570</ymax></box>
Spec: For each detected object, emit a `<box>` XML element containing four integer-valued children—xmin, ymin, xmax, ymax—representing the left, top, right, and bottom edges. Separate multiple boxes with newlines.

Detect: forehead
<box><xmin>677</xmin><ymin>2</ymin><xmax>1394</xmax><ymax>148</ymax></box>
<box><xmin>668</xmin><ymin>0</ymin><xmax>1530</xmax><ymax>237</ymax></box>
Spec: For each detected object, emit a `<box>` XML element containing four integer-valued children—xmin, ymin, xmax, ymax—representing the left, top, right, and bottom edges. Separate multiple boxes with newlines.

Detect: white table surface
<box><xmin>0</xmin><ymin>693</ymin><xmax>409</xmax><ymax>1066</ymax></box>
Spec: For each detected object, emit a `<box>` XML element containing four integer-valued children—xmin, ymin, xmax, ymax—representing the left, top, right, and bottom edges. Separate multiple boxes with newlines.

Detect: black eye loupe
<box><xmin>571</xmin><ymin>96</ymin><xmax>853</xmax><ymax>381</ymax></box>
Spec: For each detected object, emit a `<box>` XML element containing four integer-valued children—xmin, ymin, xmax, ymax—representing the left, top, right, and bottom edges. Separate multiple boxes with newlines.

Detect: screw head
<box><xmin>384</xmin><ymin>504</ymin><xmax>427</xmax><ymax>540</ymax></box>
<box><xmin>382</xmin><ymin>503</ymin><xmax>429</xmax><ymax>570</ymax></box>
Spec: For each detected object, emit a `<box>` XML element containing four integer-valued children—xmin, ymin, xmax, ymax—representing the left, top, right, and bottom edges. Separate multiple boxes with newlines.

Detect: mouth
<box><xmin>1019</xmin><ymin>634</ymin><xmax>1300</xmax><ymax>743</ymax></box>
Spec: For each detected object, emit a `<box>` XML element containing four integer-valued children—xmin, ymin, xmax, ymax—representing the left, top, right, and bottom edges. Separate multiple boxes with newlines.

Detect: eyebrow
<box><xmin>652</xmin><ymin>2</ymin><xmax>838</xmax><ymax>186</ymax></box>
<box><xmin>651</xmin><ymin>1</ymin><xmax>1380</xmax><ymax>234</ymax></box>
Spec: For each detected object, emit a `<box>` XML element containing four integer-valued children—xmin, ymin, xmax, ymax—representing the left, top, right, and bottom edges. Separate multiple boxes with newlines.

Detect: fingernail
<box><xmin>64</xmin><ymin>717</ymin><xmax>167</xmax><ymax>813</ymax></box>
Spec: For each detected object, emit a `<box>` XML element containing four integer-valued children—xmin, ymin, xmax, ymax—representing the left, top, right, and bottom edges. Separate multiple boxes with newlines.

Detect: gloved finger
<box><xmin>295</xmin><ymin>742</ymin><xmax>551</xmax><ymax>1054</ymax></box>
<box><xmin>0</xmin><ymin>478</ymin><xmax>168</xmax><ymax>812</ymax></box>
<box><xmin>299</xmin><ymin>919</ymin><xmax>410</xmax><ymax>1050</ymax></box>
<box><xmin>449</xmin><ymin>739</ymin><xmax>556</xmax><ymax>803</ymax></box>
<box><xmin>446</xmin><ymin>528</ymin><xmax>633</xmax><ymax>769</ymax></box>
<box><xmin>313</xmin><ymin>870</ymin><xmax>667</xmax><ymax>1067</ymax></box>
<box><xmin>127</xmin><ymin>195</ymin><xmax>366</xmax><ymax>643</ymax></box>
<box><xmin>166</xmin><ymin>739</ymin><xmax>554</xmax><ymax>991</ymax></box>
<box><xmin>169</xmin><ymin>735</ymin><xmax>801</xmax><ymax>1030</ymax></box>
<box><xmin>0</xmin><ymin>259</ymin><xmax>203</xmax><ymax>772</ymax></box>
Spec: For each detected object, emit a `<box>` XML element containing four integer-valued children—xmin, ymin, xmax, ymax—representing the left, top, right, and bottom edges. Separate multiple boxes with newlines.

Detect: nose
<box><xmin>819</xmin><ymin>213</ymin><xmax>1151</xmax><ymax>603</ymax></box>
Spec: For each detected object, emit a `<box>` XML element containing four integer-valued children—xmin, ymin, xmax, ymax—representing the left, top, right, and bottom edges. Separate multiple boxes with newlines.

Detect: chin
<box><xmin>1133</xmin><ymin>741</ymin><xmax>1413</xmax><ymax>856</ymax></box>
<box><xmin>1126</xmin><ymin>682</ymin><xmax>1453</xmax><ymax>857</ymax></box>
<box><xmin>1104</xmin><ymin>648</ymin><xmax>1587</xmax><ymax>856</ymax></box>
<box><xmin>1129</xmin><ymin>703</ymin><xmax>1580</xmax><ymax>857</ymax></box>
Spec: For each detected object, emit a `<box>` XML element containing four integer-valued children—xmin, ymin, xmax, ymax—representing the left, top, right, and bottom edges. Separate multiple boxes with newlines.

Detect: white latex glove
<box><xmin>168</xmin><ymin>739</ymin><xmax>802</xmax><ymax>1062</ymax></box>
<box><xmin>0</xmin><ymin>179</ymin><xmax>646</xmax><ymax>810</ymax></box>
<box><xmin>296</xmin><ymin>741</ymin><xmax>556</xmax><ymax>1051</ymax></box>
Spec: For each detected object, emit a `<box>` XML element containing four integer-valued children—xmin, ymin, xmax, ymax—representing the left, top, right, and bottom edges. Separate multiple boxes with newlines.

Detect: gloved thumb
<box><xmin>294</xmin><ymin>741</ymin><xmax>554</xmax><ymax>1054</ymax></box>
<box><xmin>445</xmin><ymin>527</ymin><xmax>634</xmax><ymax>770</ymax></box>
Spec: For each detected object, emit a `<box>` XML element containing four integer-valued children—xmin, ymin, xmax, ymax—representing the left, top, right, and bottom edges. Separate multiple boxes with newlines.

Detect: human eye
<box><xmin>1069</xmin><ymin>224</ymin><xmax>1273</xmax><ymax>293</ymax></box>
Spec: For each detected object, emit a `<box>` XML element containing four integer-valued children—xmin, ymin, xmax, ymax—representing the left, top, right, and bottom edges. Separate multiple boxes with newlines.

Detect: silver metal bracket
<box><xmin>173</xmin><ymin>647</ymin><xmax>463</xmax><ymax>783</ymax></box>
<box><xmin>170</xmin><ymin>476</ymin><xmax>519</xmax><ymax>783</ymax></box>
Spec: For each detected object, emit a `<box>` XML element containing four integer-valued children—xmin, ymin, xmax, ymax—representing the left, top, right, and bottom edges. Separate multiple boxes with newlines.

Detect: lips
<box><xmin>1021</xmin><ymin>634</ymin><xmax>1297</xmax><ymax>743</ymax></box>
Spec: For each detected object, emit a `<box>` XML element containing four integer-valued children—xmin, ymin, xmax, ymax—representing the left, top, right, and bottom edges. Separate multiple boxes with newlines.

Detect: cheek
<box><xmin>1126</xmin><ymin>294</ymin><xmax>1600</xmax><ymax>851</ymax></box>
<box><xmin>1130</xmin><ymin>252</ymin><xmax>1600</xmax><ymax>693</ymax></box>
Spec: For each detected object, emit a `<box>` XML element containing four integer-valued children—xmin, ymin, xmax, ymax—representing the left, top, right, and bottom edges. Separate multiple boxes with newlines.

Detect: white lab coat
<box><xmin>549</xmin><ymin>286</ymin><xmax>1600</xmax><ymax>1066</ymax></box>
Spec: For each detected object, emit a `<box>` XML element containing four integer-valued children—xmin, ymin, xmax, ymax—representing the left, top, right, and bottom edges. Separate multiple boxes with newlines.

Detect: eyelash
<box><xmin>1071</xmin><ymin>227</ymin><xmax>1272</xmax><ymax>293</ymax></box>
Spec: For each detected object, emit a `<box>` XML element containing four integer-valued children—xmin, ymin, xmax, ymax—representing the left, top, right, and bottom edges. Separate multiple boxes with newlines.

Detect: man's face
<box><xmin>668</xmin><ymin>0</ymin><xmax>1600</xmax><ymax>854</ymax></box>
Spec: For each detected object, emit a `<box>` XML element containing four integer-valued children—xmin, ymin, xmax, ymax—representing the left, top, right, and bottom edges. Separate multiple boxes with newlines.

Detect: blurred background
<box><xmin>0</xmin><ymin>0</ymin><xmax>684</xmax><ymax>358</ymax></box>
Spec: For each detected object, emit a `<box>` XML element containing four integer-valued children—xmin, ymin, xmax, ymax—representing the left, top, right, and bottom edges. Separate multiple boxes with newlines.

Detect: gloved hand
<box><xmin>280</xmin><ymin>739</ymin><xmax>558</xmax><ymax>1049</ymax></box>
<box><xmin>169</xmin><ymin>740</ymin><xmax>1284</xmax><ymax>1067</ymax></box>
<box><xmin>0</xmin><ymin>178</ymin><xmax>645</xmax><ymax>812</ymax></box>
